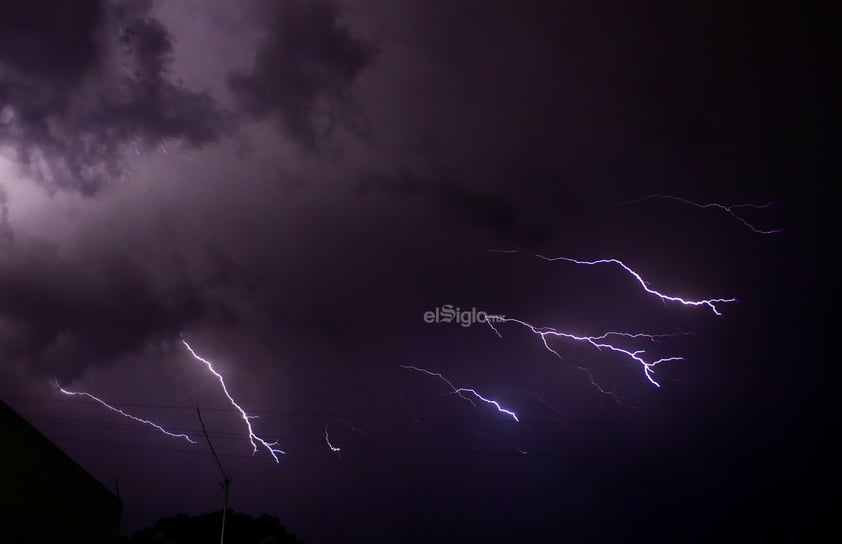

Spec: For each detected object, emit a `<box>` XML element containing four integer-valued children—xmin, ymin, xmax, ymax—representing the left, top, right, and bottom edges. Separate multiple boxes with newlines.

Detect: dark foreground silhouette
<box><xmin>121</xmin><ymin>510</ymin><xmax>303</xmax><ymax>543</ymax></box>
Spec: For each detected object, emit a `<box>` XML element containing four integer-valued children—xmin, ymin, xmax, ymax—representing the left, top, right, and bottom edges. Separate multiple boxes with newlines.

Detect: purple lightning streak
<box><xmin>588</xmin><ymin>331</ymin><xmax>695</xmax><ymax>341</ymax></box>
<box><xmin>181</xmin><ymin>339</ymin><xmax>286</xmax><ymax>462</ymax></box>
<box><xmin>487</xmin><ymin>318</ymin><xmax>684</xmax><ymax>388</ymax></box>
<box><xmin>399</xmin><ymin>365</ymin><xmax>477</xmax><ymax>407</ymax></box>
<box><xmin>400</xmin><ymin>365</ymin><xmax>519</xmax><ymax>422</ymax></box>
<box><xmin>574</xmin><ymin>366</ymin><xmax>624</xmax><ymax>406</ymax></box>
<box><xmin>55</xmin><ymin>382</ymin><xmax>197</xmax><ymax>444</ymax></box>
<box><xmin>625</xmin><ymin>194</ymin><xmax>784</xmax><ymax>234</ymax></box>
<box><xmin>534</xmin><ymin>253</ymin><xmax>737</xmax><ymax>316</ymax></box>
<box><xmin>495</xmin><ymin>250</ymin><xmax>736</xmax><ymax>316</ymax></box>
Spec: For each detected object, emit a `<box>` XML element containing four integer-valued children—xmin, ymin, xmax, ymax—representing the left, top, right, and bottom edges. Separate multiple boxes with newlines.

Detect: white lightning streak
<box><xmin>533</xmin><ymin>254</ymin><xmax>736</xmax><ymax>316</ymax></box>
<box><xmin>325</xmin><ymin>425</ymin><xmax>341</xmax><ymax>454</ymax></box>
<box><xmin>56</xmin><ymin>382</ymin><xmax>197</xmax><ymax>444</ymax></box>
<box><xmin>324</xmin><ymin>419</ymin><xmax>363</xmax><ymax>457</ymax></box>
<box><xmin>487</xmin><ymin>318</ymin><xmax>684</xmax><ymax>387</ymax></box>
<box><xmin>181</xmin><ymin>339</ymin><xmax>286</xmax><ymax>462</ymax></box>
<box><xmin>400</xmin><ymin>365</ymin><xmax>519</xmax><ymax>422</ymax></box>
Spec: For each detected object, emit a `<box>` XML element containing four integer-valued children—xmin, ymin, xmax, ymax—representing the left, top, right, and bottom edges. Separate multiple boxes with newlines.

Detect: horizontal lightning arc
<box><xmin>55</xmin><ymin>381</ymin><xmax>197</xmax><ymax>444</ymax></box>
<box><xmin>625</xmin><ymin>194</ymin><xmax>784</xmax><ymax>234</ymax></box>
<box><xmin>534</xmin><ymin>254</ymin><xmax>737</xmax><ymax>316</ymax></box>
<box><xmin>493</xmin><ymin>250</ymin><xmax>736</xmax><ymax>316</ymax></box>
<box><xmin>486</xmin><ymin>318</ymin><xmax>685</xmax><ymax>388</ymax></box>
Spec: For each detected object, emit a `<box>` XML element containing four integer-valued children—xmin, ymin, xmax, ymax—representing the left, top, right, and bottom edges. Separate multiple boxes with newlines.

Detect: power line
<box><xmin>9</xmin><ymin>395</ymin><xmax>639</xmax><ymax>425</ymax></box>
<box><xmin>197</xmin><ymin>406</ymin><xmax>230</xmax><ymax>480</ymax></box>
<box><xmin>44</xmin><ymin>430</ymin><xmax>768</xmax><ymax>462</ymax></box>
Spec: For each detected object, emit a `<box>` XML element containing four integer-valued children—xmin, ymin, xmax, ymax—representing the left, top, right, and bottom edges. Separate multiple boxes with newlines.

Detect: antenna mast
<box><xmin>197</xmin><ymin>407</ymin><xmax>231</xmax><ymax>544</ymax></box>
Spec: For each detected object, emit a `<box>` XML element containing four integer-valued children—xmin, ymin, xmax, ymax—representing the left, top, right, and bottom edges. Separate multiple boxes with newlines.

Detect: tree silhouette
<box><xmin>121</xmin><ymin>510</ymin><xmax>303</xmax><ymax>544</ymax></box>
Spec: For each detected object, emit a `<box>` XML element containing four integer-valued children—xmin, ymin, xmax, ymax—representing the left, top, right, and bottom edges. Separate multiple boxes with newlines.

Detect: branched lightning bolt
<box><xmin>535</xmin><ymin>253</ymin><xmax>737</xmax><ymax>315</ymax></box>
<box><xmin>55</xmin><ymin>381</ymin><xmax>197</xmax><ymax>444</ymax></box>
<box><xmin>400</xmin><ymin>365</ymin><xmax>519</xmax><ymax>422</ymax></box>
<box><xmin>487</xmin><ymin>318</ymin><xmax>684</xmax><ymax>388</ymax></box>
<box><xmin>626</xmin><ymin>194</ymin><xmax>784</xmax><ymax>234</ymax></box>
<box><xmin>401</xmin><ymin>365</ymin><xmax>477</xmax><ymax>407</ymax></box>
<box><xmin>181</xmin><ymin>339</ymin><xmax>286</xmax><ymax>461</ymax></box>
<box><xmin>494</xmin><ymin>250</ymin><xmax>736</xmax><ymax>315</ymax></box>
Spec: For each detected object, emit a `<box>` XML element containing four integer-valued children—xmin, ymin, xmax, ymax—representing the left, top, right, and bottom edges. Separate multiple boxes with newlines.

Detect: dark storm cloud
<box><xmin>361</xmin><ymin>173</ymin><xmax>580</xmax><ymax>247</ymax></box>
<box><xmin>0</xmin><ymin>0</ymin><xmax>226</xmax><ymax>195</ymax></box>
<box><xmin>0</xmin><ymin>2</ymin><xmax>103</xmax><ymax>83</ymax></box>
<box><xmin>0</xmin><ymin>242</ymin><xmax>211</xmax><ymax>381</ymax></box>
<box><xmin>229</xmin><ymin>0</ymin><xmax>376</xmax><ymax>149</ymax></box>
<box><xmin>0</xmin><ymin>186</ymin><xmax>11</xmax><ymax>245</ymax></box>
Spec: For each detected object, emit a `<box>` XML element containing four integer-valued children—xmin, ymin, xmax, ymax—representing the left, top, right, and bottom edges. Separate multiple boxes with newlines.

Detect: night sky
<box><xmin>1</xmin><ymin>1</ymin><xmax>835</xmax><ymax>542</ymax></box>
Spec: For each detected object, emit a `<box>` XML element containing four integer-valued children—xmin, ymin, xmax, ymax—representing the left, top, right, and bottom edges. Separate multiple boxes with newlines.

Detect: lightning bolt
<box><xmin>487</xmin><ymin>318</ymin><xmax>685</xmax><ymax>388</ymax></box>
<box><xmin>325</xmin><ymin>425</ymin><xmax>341</xmax><ymax>454</ymax></box>
<box><xmin>324</xmin><ymin>419</ymin><xmax>363</xmax><ymax>457</ymax></box>
<box><xmin>625</xmin><ymin>194</ymin><xmax>784</xmax><ymax>234</ymax></box>
<box><xmin>400</xmin><ymin>365</ymin><xmax>519</xmax><ymax>422</ymax></box>
<box><xmin>181</xmin><ymin>339</ymin><xmax>286</xmax><ymax>462</ymax></box>
<box><xmin>574</xmin><ymin>366</ymin><xmax>624</xmax><ymax>406</ymax></box>
<box><xmin>494</xmin><ymin>250</ymin><xmax>737</xmax><ymax>316</ymax></box>
<box><xmin>55</xmin><ymin>381</ymin><xmax>197</xmax><ymax>444</ymax></box>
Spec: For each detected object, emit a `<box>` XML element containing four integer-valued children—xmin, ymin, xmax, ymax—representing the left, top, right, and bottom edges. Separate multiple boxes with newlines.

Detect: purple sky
<box><xmin>1</xmin><ymin>1</ymin><xmax>834</xmax><ymax>542</ymax></box>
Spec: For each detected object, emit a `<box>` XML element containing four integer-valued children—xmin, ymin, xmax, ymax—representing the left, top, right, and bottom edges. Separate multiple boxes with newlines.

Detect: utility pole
<box><xmin>197</xmin><ymin>407</ymin><xmax>231</xmax><ymax>544</ymax></box>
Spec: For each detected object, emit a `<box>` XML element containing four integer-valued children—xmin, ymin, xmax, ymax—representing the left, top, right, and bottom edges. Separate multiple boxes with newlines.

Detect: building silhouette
<box><xmin>1</xmin><ymin>399</ymin><xmax>122</xmax><ymax>543</ymax></box>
